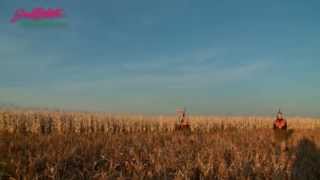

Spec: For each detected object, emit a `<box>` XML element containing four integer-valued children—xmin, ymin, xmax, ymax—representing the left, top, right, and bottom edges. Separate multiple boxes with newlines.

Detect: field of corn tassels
<box><xmin>1</xmin><ymin>110</ymin><xmax>320</xmax><ymax>179</ymax></box>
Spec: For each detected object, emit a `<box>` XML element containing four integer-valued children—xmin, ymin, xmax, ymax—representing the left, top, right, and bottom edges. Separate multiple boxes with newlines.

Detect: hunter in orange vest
<box><xmin>273</xmin><ymin>110</ymin><xmax>287</xmax><ymax>130</ymax></box>
<box><xmin>273</xmin><ymin>109</ymin><xmax>288</xmax><ymax>152</ymax></box>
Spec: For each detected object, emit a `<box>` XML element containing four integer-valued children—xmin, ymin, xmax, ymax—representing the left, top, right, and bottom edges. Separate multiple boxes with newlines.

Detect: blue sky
<box><xmin>0</xmin><ymin>0</ymin><xmax>319</xmax><ymax>116</ymax></box>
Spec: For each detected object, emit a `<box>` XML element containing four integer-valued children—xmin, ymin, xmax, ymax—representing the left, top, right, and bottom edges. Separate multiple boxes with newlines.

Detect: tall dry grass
<box><xmin>1</xmin><ymin>110</ymin><xmax>320</xmax><ymax>134</ymax></box>
<box><xmin>1</xmin><ymin>110</ymin><xmax>320</xmax><ymax>179</ymax></box>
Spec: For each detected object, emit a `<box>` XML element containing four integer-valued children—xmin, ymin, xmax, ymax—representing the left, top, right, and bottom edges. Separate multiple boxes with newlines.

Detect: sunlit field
<box><xmin>1</xmin><ymin>110</ymin><xmax>320</xmax><ymax>179</ymax></box>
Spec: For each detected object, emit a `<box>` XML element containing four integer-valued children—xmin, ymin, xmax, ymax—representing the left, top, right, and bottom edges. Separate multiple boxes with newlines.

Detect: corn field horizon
<box><xmin>1</xmin><ymin>109</ymin><xmax>320</xmax><ymax>179</ymax></box>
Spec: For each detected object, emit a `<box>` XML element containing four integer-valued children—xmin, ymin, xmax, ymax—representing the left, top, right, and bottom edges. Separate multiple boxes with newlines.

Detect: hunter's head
<box><xmin>276</xmin><ymin>109</ymin><xmax>284</xmax><ymax>120</ymax></box>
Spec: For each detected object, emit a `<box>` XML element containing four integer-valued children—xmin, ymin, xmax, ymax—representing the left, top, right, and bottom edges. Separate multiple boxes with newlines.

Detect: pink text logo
<box><xmin>11</xmin><ymin>7</ymin><xmax>64</xmax><ymax>23</ymax></box>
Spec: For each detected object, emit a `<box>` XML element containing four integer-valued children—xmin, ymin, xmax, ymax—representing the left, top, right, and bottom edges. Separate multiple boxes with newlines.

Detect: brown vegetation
<box><xmin>1</xmin><ymin>110</ymin><xmax>320</xmax><ymax>179</ymax></box>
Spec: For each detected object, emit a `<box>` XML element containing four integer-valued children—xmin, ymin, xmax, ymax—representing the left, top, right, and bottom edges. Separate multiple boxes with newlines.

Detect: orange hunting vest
<box><xmin>273</xmin><ymin>118</ymin><xmax>287</xmax><ymax>130</ymax></box>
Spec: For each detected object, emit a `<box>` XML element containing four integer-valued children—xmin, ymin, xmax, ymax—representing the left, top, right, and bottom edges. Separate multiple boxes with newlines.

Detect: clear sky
<box><xmin>0</xmin><ymin>0</ymin><xmax>319</xmax><ymax>116</ymax></box>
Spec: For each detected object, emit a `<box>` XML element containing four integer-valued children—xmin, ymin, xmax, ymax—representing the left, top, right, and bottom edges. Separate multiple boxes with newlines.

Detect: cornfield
<box><xmin>1</xmin><ymin>110</ymin><xmax>320</xmax><ymax>179</ymax></box>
